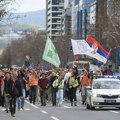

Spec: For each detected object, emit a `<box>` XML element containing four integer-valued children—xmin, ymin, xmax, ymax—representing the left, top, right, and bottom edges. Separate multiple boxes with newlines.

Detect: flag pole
<box><xmin>104</xmin><ymin>48</ymin><xmax>112</xmax><ymax>65</ymax></box>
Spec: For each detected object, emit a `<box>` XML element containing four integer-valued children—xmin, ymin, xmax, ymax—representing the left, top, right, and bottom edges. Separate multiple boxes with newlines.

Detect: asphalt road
<box><xmin>0</xmin><ymin>95</ymin><xmax>120</xmax><ymax>120</ymax></box>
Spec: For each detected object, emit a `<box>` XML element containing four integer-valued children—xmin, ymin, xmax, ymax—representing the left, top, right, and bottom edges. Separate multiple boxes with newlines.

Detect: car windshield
<box><xmin>93</xmin><ymin>80</ymin><xmax>120</xmax><ymax>89</ymax></box>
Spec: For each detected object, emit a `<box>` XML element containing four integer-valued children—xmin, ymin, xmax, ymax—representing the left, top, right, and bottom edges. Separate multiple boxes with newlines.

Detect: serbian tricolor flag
<box><xmin>86</xmin><ymin>36</ymin><xmax>110</xmax><ymax>63</ymax></box>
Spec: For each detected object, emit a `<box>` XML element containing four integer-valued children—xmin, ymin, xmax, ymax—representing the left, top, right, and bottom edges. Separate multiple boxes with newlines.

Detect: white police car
<box><xmin>86</xmin><ymin>77</ymin><xmax>120</xmax><ymax>110</ymax></box>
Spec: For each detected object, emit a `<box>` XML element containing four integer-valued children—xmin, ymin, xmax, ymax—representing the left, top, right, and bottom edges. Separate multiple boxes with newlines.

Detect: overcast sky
<box><xmin>11</xmin><ymin>0</ymin><xmax>46</xmax><ymax>13</ymax></box>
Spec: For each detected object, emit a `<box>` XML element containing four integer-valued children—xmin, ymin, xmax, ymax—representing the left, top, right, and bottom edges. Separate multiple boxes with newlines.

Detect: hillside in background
<box><xmin>3</xmin><ymin>10</ymin><xmax>46</xmax><ymax>25</ymax></box>
<box><xmin>0</xmin><ymin>10</ymin><xmax>46</xmax><ymax>52</ymax></box>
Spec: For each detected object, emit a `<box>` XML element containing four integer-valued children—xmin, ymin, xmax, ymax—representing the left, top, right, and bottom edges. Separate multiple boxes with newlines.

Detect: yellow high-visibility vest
<box><xmin>69</xmin><ymin>77</ymin><xmax>79</xmax><ymax>88</ymax></box>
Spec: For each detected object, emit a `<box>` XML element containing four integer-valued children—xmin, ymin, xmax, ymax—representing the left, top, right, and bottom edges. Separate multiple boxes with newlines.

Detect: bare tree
<box><xmin>0</xmin><ymin>0</ymin><xmax>15</xmax><ymax>20</ymax></box>
<box><xmin>95</xmin><ymin>0</ymin><xmax>120</xmax><ymax>65</ymax></box>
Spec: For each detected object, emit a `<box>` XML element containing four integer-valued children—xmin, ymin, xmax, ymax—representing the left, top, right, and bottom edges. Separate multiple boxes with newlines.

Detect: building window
<box><xmin>52</xmin><ymin>0</ymin><xmax>64</xmax><ymax>5</ymax></box>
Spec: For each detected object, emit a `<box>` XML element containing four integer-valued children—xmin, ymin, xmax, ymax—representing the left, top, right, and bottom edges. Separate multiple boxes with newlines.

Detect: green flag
<box><xmin>42</xmin><ymin>37</ymin><xmax>61</xmax><ymax>67</ymax></box>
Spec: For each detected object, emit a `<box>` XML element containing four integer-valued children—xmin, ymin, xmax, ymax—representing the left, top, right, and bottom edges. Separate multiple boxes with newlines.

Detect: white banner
<box><xmin>71</xmin><ymin>39</ymin><xmax>91</xmax><ymax>55</ymax></box>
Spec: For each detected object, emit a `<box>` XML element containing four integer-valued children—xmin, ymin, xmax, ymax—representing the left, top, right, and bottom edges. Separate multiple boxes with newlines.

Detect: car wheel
<box><xmin>90</xmin><ymin>97</ymin><xmax>95</xmax><ymax>110</ymax></box>
<box><xmin>86</xmin><ymin>103</ymin><xmax>90</xmax><ymax>109</ymax></box>
<box><xmin>117</xmin><ymin>107</ymin><xmax>120</xmax><ymax>110</ymax></box>
<box><xmin>90</xmin><ymin>105</ymin><xmax>95</xmax><ymax>110</ymax></box>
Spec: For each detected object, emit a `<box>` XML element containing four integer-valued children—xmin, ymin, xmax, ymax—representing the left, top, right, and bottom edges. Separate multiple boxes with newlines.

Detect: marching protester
<box><xmin>17</xmin><ymin>70</ymin><xmax>27</xmax><ymax>110</ymax></box>
<box><xmin>64</xmin><ymin>68</ymin><xmax>72</xmax><ymax>101</ymax></box>
<box><xmin>50</xmin><ymin>72</ymin><xmax>58</xmax><ymax>106</ymax></box>
<box><xmin>4</xmin><ymin>71</ymin><xmax>11</xmax><ymax>113</ymax></box>
<box><xmin>57</xmin><ymin>71</ymin><xmax>64</xmax><ymax>106</ymax></box>
<box><xmin>29</xmin><ymin>68</ymin><xmax>38</xmax><ymax>104</ymax></box>
<box><xmin>7</xmin><ymin>71</ymin><xmax>22</xmax><ymax>117</ymax></box>
<box><xmin>80</xmin><ymin>68</ymin><xmax>91</xmax><ymax>105</ymax></box>
<box><xmin>68</xmin><ymin>71</ymin><xmax>79</xmax><ymax>106</ymax></box>
<box><xmin>0</xmin><ymin>72</ymin><xmax>5</xmax><ymax>107</ymax></box>
<box><xmin>38</xmin><ymin>72</ymin><xmax>48</xmax><ymax>106</ymax></box>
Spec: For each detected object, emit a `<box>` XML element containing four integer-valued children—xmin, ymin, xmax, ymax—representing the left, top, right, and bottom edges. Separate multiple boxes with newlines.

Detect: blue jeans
<box><xmin>29</xmin><ymin>86</ymin><xmax>37</xmax><ymax>104</ymax></box>
<box><xmin>17</xmin><ymin>89</ymin><xmax>26</xmax><ymax>109</ymax></box>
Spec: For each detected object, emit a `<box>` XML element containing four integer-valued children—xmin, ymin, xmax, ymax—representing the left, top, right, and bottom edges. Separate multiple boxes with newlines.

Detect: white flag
<box><xmin>71</xmin><ymin>39</ymin><xmax>91</xmax><ymax>55</ymax></box>
<box><xmin>42</xmin><ymin>37</ymin><xmax>61</xmax><ymax>67</ymax></box>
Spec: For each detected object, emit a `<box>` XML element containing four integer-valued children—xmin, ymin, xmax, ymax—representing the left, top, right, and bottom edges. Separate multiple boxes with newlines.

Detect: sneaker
<box><xmin>71</xmin><ymin>102</ymin><xmax>73</xmax><ymax>106</ymax></box>
<box><xmin>74</xmin><ymin>101</ymin><xmax>77</xmax><ymax>106</ymax></box>
<box><xmin>82</xmin><ymin>101</ymin><xmax>85</xmax><ymax>105</ymax></box>
<box><xmin>43</xmin><ymin>103</ymin><xmax>46</xmax><ymax>106</ymax></box>
<box><xmin>12</xmin><ymin>114</ymin><xmax>15</xmax><ymax>117</ymax></box>
<box><xmin>11</xmin><ymin>113</ymin><xmax>15</xmax><ymax>117</ymax></box>
<box><xmin>33</xmin><ymin>102</ymin><xmax>35</xmax><ymax>105</ymax></box>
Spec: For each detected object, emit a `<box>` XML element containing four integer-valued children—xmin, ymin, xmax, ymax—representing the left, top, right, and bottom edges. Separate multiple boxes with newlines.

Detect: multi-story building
<box><xmin>62</xmin><ymin>0</ymin><xmax>72</xmax><ymax>36</ymax></box>
<box><xmin>46</xmin><ymin>0</ymin><xmax>64</xmax><ymax>40</ymax></box>
<box><xmin>70</xmin><ymin>0</ymin><xmax>95</xmax><ymax>39</ymax></box>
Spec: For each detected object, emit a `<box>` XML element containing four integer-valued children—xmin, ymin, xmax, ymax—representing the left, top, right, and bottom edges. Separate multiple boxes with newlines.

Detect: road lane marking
<box><xmin>19</xmin><ymin>108</ymin><xmax>31</xmax><ymax>111</ymax></box>
<box><xmin>1</xmin><ymin>108</ymin><xmax>6</xmax><ymax>111</ymax></box>
<box><xmin>25</xmin><ymin>108</ymin><xmax>30</xmax><ymax>111</ymax></box>
<box><xmin>63</xmin><ymin>105</ymin><xmax>71</xmax><ymax>109</ymax></box>
<box><xmin>41</xmin><ymin>110</ymin><xmax>48</xmax><ymax>114</ymax></box>
<box><xmin>25</xmin><ymin>100</ymin><xmax>39</xmax><ymax>109</ymax></box>
<box><xmin>110</xmin><ymin>110</ymin><xmax>119</xmax><ymax>114</ymax></box>
<box><xmin>51</xmin><ymin>116</ymin><xmax>60</xmax><ymax>120</ymax></box>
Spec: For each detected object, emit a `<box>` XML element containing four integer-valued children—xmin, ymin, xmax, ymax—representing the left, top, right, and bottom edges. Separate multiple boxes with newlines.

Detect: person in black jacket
<box><xmin>8</xmin><ymin>71</ymin><xmax>22</xmax><ymax>117</ymax></box>
<box><xmin>50</xmin><ymin>72</ymin><xmax>58</xmax><ymax>106</ymax></box>
<box><xmin>4</xmin><ymin>72</ymin><xmax>11</xmax><ymax>113</ymax></box>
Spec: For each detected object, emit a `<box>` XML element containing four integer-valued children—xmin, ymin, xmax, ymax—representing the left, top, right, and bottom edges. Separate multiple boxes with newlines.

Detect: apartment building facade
<box><xmin>46</xmin><ymin>0</ymin><xmax>64</xmax><ymax>39</ymax></box>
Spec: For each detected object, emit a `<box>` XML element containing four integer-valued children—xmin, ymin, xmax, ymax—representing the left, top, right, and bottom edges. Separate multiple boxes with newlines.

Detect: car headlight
<box><xmin>92</xmin><ymin>94</ymin><xmax>102</xmax><ymax>97</ymax></box>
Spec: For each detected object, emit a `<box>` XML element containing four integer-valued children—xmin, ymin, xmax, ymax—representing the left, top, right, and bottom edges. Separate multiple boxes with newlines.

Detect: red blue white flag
<box><xmin>86</xmin><ymin>36</ymin><xmax>110</xmax><ymax>63</ymax></box>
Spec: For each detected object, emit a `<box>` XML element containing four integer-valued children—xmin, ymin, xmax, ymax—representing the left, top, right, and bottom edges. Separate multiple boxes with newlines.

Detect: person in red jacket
<box><xmin>38</xmin><ymin>73</ymin><xmax>48</xmax><ymax>106</ymax></box>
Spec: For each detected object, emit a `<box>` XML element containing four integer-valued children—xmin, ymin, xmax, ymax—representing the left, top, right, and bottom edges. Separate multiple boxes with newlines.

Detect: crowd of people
<box><xmin>0</xmin><ymin>64</ymin><xmax>113</xmax><ymax>117</ymax></box>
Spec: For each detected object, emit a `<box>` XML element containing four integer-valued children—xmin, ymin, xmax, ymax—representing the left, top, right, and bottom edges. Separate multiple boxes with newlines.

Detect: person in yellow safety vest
<box><xmin>69</xmin><ymin>72</ymin><xmax>79</xmax><ymax>106</ymax></box>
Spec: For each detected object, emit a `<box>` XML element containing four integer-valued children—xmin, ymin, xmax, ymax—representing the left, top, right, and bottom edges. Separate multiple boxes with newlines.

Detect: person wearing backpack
<box><xmin>8</xmin><ymin>71</ymin><xmax>22</xmax><ymax>117</ymax></box>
